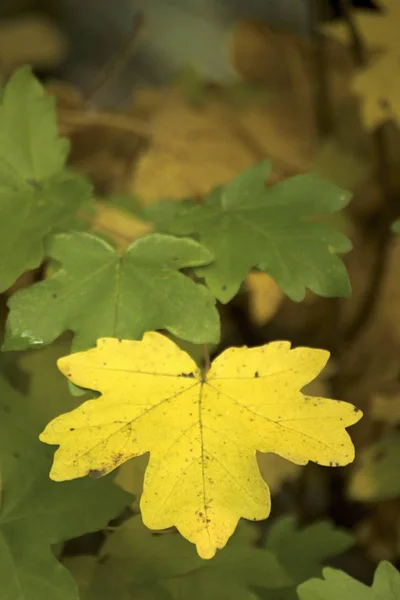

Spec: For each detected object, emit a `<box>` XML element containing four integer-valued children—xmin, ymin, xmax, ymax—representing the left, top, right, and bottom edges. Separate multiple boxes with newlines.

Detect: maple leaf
<box><xmin>0</xmin><ymin>353</ymin><xmax>130</xmax><ymax>600</ymax></box>
<box><xmin>297</xmin><ymin>560</ymin><xmax>400</xmax><ymax>600</ymax></box>
<box><xmin>0</xmin><ymin>66</ymin><xmax>92</xmax><ymax>291</ymax></box>
<box><xmin>40</xmin><ymin>332</ymin><xmax>361</xmax><ymax>559</ymax></box>
<box><xmin>3</xmin><ymin>231</ymin><xmax>219</xmax><ymax>353</ymax></box>
<box><xmin>66</xmin><ymin>516</ymin><xmax>291</xmax><ymax>600</ymax></box>
<box><xmin>263</xmin><ymin>517</ymin><xmax>354</xmax><ymax>600</ymax></box>
<box><xmin>352</xmin><ymin>53</ymin><xmax>400</xmax><ymax>130</ymax></box>
<box><xmin>159</xmin><ymin>161</ymin><xmax>352</xmax><ymax>303</ymax></box>
<box><xmin>324</xmin><ymin>1</ymin><xmax>400</xmax><ymax>130</ymax></box>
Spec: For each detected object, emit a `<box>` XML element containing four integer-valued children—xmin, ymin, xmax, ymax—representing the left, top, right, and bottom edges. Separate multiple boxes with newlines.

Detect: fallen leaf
<box><xmin>324</xmin><ymin>1</ymin><xmax>400</xmax><ymax>130</ymax></box>
<box><xmin>46</xmin><ymin>81</ymin><xmax>149</xmax><ymax>197</ymax></box>
<box><xmin>348</xmin><ymin>433</ymin><xmax>400</xmax><ymax>502</ymax></box>
<box><xmin>256</xmin><ymin>453</ymin><xmax>301</xmax><ymax>495</ymax></box>
<box><xmin>246</xmin><ymin>272</ymin><xmax>283</xmax><ymax>326</ymax></box>
<box><xmin>371</xmin><ymin>392</ymin><xmax>400</xmax><ymax>424</ymax></box>
<box><xmin>352</xmin><ymin>53</ymin><xmax>400</xmax><ymax>130</ymax></box>
<box><xmin>40</xmin><ymin>332</ymin><xmax>361</xmax><ymax>558</ymax></box>
<box><xmin>90</xmin><ymin>201</ymin><xmax>152</xmax><ymax>251</ymax></box>
<box><xmin>0</xmin><ymin>14</ymin><xmax>67</xmax><ymax>71</ymax></box>
<box><xmin>311</xmin><ymin>141</ymin><xmax>368</xmax><ymax>192</ymax></box>
<box><xmin>130</xmin><ymin>81</ymin><xmax>315</xmax><ymax>204</ymax></box>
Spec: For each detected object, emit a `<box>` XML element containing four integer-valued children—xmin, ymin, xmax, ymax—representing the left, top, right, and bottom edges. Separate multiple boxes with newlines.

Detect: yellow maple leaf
<box><xmin>40</xmin><ymin>332</ymin><xmax>362</xmax><ymax>559</ymax></box>
<box><xmin>352</xmin><ymin>53</ymin><xmax>400</xmax><ymax>129</ymax></box>
<box><xmin>323</xmin><ymin>1</ymin><xmax>399</xmax><ymax>52</ymax></box>
<box><xmin>323</xmin><ymin>1</ymin><xmax>400</xmax><ymax>130</ymax></box>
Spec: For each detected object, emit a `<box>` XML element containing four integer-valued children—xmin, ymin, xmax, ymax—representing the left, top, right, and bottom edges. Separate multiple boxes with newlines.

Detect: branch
<box><xmin>339</xmin><ymin>0</ymin><xmax>367</xmax><ymax>66</ymax></box>
<box><xmin>340</xmin><ymin>1</ymin><xmax>397</xmax><ymax>345</ymax></box>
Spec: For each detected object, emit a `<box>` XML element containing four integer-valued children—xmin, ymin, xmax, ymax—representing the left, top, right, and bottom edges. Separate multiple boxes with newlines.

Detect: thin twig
<box><xmin>340</xmin><ymin>0</ymin><xmax>367</xmax><ymax>66</ymax></box>
<box><xmin>84</xmin><ymin>12</ymin><xmax>145</xmax><ymax>105</ymax></box>
<box><xmin>58</xmin><ymin>108</ymin><xmax>151</xmax><ymax>138</ymax></box>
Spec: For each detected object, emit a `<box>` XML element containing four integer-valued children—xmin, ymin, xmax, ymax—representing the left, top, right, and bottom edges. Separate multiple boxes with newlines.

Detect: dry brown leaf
<box><xmin>246</xmin><ymin>272</ymin><xmax>283</xmax><ymax>326</ymax></box>
<box><xmin>46</xmin><ymin>82</ymin><xmax>149</xmax><ymax>196</ymax></box>
<box><xmin>356</xmin><ymin>501</ymin><xmax>400</xmax><ymax>561</ymax></box>
<box><xmin>0</xmin><ymin>14</ymin><xmax>67</xmax><ymax>71</ymax></box>
<box><xmin>256</xmin><ymin>452</ymin><xmax>301</xmax><ymax>494</ymax></box>
<box><xmin>115</xmin><ymin>454</ymin><xmax>149</xmax><ymax>508</ymax></box>
<box><xmin>131</xmin><ymin>85</ymin><xmax>314</xmax><ymax>204</ymax></box>
<box><xmin>131</xmin><ymin>87</ymin><xmax>256</xmax><ymax>203</ymax></box>
<box><xmin>90</xmin><ymin>202</ymin><xmax>152</xmax><ymax>252</ymax></box>
<box><xmin>371</xmin><ymin>392</ymin><xmax>400</xmax><ymax>424</ymax></box>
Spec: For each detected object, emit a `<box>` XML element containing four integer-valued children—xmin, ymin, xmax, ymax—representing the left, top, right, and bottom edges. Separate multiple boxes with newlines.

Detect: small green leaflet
<box><xmin>258</xmin><ymin>516</ymin><xmax>354</xmax><ymax>600</ymax></box>
<box><xmin>0</xmin><ymin>67</ymin><xmax>92</xmax><ymax>292</ymax></box>
<box><xmin>392</xmin><ymin>219</ymin><xmax>400</xmax><ymax>235</ymax></box>
<box><xmin>4</xmin><ymin>232</ymin><xmax>220</xmax><ymax>354</ymax></box>
<box><xmin>161</xmin><ymin>161</ymin><xmax>352</xmax><ymax>303</ymax></box>
<box><xmin>66</xmin><ymin>515</ymin><xmax>291</xmax><ymax>600</ymax></box>
<box><xmin>348</xmin><ymin>433</ymin><xmax>400</xmax><ymax>502</ymax></box>
<box><xmin>0</xmin><ymin>353</ymin><xmax>130</xmax><ymax>600</ymax></box>
<box><xmin>297</xmin><ymin>560</ymin><xmax>400</xmax><ymax>600</ymax></box>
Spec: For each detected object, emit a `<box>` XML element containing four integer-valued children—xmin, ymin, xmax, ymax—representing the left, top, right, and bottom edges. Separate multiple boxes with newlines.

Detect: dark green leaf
<box><xmin>0</xmin><ymin>342</ymin><xmax>131</xmax><ymax>600</ymax></box>
<box><xmin>163</xmin><ymin>161</ymin><xmax>352</xmax><ymax>302</ymax></box>
<box><xmin>4</xmin><ymin>232</ymin><xmax>220</xmax><ymax>354</ymax></box>
<box><xmin>391</xmin><ymin>219</ymin><xmax>400</xmax><ymax>235</ymax></box>
<box><xmin>297</xmin><ymin>561</ymin><xmax>400</xmax><ymax>600</ymax></box>
<box><xmin>0</xmin><ymin>67</ymin><xmax>91</xmax><ymax>291</ymax></box>
<box><xmin>67</xmin><ymin>516</ymin><xmax>291</xmax><ymax>600</ymax></box>
<box><xmin>297</xmin><ymin>567</ymin><xmax>372</xmax><ymax>600</ymax></box>
<box><xmin>259</xmin><ymin>516</ymin><xmax>354</xmax><ymax>599</ymax></box>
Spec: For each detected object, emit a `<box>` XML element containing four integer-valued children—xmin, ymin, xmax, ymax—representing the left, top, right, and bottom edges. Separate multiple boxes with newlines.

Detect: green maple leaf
<box><xmin>0</xmin><ymin>343</ymin><xmax>131</xmax><ymax>600</ymax></box>
<box><xmin>0</xmin><ymin>67</ymin><xmax>92</xmax><ymax>292</ymax></box>
<box><xmin>297</xmin><ymin>560</ymin><xmax>400</xmax><ymax>600</ymax></box>
<box><xmin>259</xmin><ymin>517</ymin><xmax>354</xmax><ymax>599</ymax></box>
<box><xmin>4</xmin><ymin>231</ymin><xmax>220</xmax><ymax>354</ymax></box>
<box><xmin>163</xmin><ymin>161</ymin><xmax>352</xmax><ymax>303</ymax></box>
<box><xmin>392</xmin><ymin>219</ymin><xmax>400</xmax><ymax>235</ymax></box>
<box><xmin>66</xmin><ymin>515</ymin><xmax>291</xmax><ymax>600</ymax></box>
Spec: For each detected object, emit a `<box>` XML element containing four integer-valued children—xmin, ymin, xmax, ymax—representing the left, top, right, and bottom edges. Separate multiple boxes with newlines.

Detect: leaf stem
<box><xmin>203</xmin><ymin>344</ymin><xmax>211</xmax><ymax>375</ymax></box>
